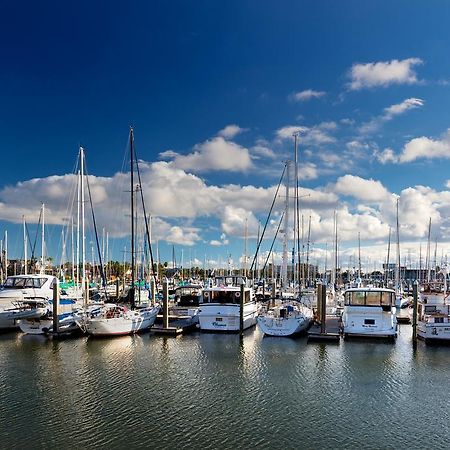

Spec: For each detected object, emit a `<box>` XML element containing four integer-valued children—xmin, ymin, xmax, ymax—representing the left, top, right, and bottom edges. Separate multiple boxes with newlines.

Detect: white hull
<box><xmin>418</xmin><ymin>322</ymin><xmax>450</xmax><ymax>342</ymax></box>
<box><xmin>19</xmin><ymin>319</ymin><xmax>53</xmax><ymax>335</ymax></box>
<box><xmin>257</xmin><ymin>315</ymin><xmax>312</xmax><ymax>336</ymax></box>
<box><xmin>84</xmin><ymin>307</ymin><xmax>158</xmax><ymax>336</ymax></box>
<box><xmin>198</xmin><ymin>303</ymin><xmax>257</xmax><ymax>332</ymax></box>
<box><xmin>342</xmin><ymin>306</ymin><xmax>397</xmax><ymax>338</ymax></box>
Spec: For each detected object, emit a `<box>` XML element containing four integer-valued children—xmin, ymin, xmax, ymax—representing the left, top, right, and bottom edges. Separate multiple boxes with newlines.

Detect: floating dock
<box><xmin>152</xmin><ymin>315</ymin><xmax>198</xmax><ymax>336</ymax></box>
<box><xmin>307</xmin><ymin>316</ymin><xmax>341</xmax><ymax>343</ymax></box>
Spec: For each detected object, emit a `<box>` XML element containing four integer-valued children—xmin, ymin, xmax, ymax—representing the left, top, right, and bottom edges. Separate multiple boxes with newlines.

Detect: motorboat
<box><xmin>198</xmin><ymin>276</ymin><xmax>258</xmax><ymax>332</ymax></box>
<box><xmin>342</xmin><ymin>287</ymin><xmax>397</xmax><ymax>338</ymax></box>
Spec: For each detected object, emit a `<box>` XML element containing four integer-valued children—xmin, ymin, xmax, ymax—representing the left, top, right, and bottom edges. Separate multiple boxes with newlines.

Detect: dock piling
<box><xmin>412</xmin><ymin>281</ymin><xmax>418</xmax><ymax>346</ymax></box>
<box><xmin>163</xmin><ymin>281</ymin><xmax>169</xmax><ymax>329</ymax></box>
<box><xmin>239</xmin><ymin>282</ymin><xmax>245</xmax><ymax>335</ymax></box>
<box><xmin>150</xmin><ymin>279</ymin><xmax>156</xmax><ymax>306</ymax></box>
<box><xmin>52</xmin><ymin>278</ymin><xmax>59</xmax><ymax>335</ymax></box>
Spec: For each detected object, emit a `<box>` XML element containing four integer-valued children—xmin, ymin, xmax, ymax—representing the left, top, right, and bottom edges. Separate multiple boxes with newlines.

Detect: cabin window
<box><xmin>366</xmin><ymin>292</ymin><xmax>381</xmax><ymax>306</ymax></box>
<box><xmin>364</xmin><ymin>319</ymin><xmax>375</xmax><ymax>325</ymax></box>
<box><xmin>425</xmin><ymin>306</ymin><xmax>437</xmax><ymax>314</ymax></box>
<box><xmin>351</xmin><ymin>292</ymin><xmax>365</xmax><ymax>306</ymax></box>
<box><xmin>435</xmin><ymin>317</ymin><xmax>444</xmax><ymax>323</ymax></box>
<box><xmin>381</xmin><ymin>292</ymin><xmax>394</xmax><ymax>306</ymax></box>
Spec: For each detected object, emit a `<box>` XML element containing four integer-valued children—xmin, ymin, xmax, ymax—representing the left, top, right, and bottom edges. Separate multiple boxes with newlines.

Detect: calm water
<box><xmin>1</xmin><ymin>326</ymin><xmax>449</xmax><ymax>449</ymax></box>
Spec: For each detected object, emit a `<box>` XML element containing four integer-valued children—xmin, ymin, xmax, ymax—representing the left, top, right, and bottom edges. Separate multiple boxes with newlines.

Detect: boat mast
<box><xmin>306</xmin><ymin>215</ymin><xmax>311</xmax><ymax>287</ymax></box>
<box><xmin>40</xmin><ymin>203</ymin><xmax>45</xmax><ymax>274</ymax></box>
<box><xmin>385</xmin><ymin>226</ymin><xmax>391</xmax><ymax>287</ymax></box>
<box><xmin>358</xmin><ymin>232</ymin><xmax>361</xmax><ymax>280</ymax></box>
<box><xmin>243</xmin><ymin>217</ymin><xmax>248</xmax><ymax>278</ymax></box>
<box><xmin>281</xmin><ymin>161</ymin><xmax>290</xmax><ymax>287</ymax></box>
<box><xmin>76</xmin><ymin>167</ymin><xmax>81</xmax><ymax>286</ymax></box>
<box><xmin>395</xmin><ymin>198</ymin><xmax>401</xmax><ymax>294</ymax></box>
<box><xmin>80</xmin><ymin>147</ymin><xmax>87</xmax><ymax>306</ymax></box>
<box><xmin>23</xmin><ymin>216</ymin><xmax>27</xmax><ymax>275</ymax></box>
<box><xmin>426</xmin><ymin>217</ymin><xmax>431</xmax><ymax>283</ymax></box>
<box><xmin>71</xmin><ymin>217</ymin><xmax>75</xmax><ymax>282</ymax></box>
<box><xmin>130</xmin><ymin>127</ymin><xmax>136</xmax><ymax>309</ymax></box>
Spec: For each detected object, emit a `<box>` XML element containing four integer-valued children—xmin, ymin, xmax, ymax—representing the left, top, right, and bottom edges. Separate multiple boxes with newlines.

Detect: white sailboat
<box><xmin>80</xmin><ymin>129</ymin><xmax>159</xmax><ymax>337</ymax></box>
<box><xmin>257</xmin><ymin>132</ymin><xmax>313</xmax><ymax>337</ymax></box>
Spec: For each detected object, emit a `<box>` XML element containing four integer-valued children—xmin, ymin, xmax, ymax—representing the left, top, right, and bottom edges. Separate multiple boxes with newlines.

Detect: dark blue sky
<box><xmin>2</xmin><ymin>0</ymin><xmax>450</xmax><ymax>266</ymax></box>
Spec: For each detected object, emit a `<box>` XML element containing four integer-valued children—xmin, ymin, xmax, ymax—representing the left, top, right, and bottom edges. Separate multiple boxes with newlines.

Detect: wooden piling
<box><xmin>150</xmin><ymin>278</ymin><xmax>156</xmax><ymax>305</ymax></box>
<box><xmin>163</xmin><ymin>280</ymin><xmax>169</xmax><ymax>329</ymax></box>
<box><xmin>239</xmin><ymin>282</ymin><xmax>245</xmax><ymax>335</ymax></box>
<box><xmin>320</xmin><ymin>283</ymin><xmax>326</xmax><ymax>334</ymax></box>
<box><xmin>52</xmin><ymin>278</ymin><xmax>59</xmax><ymax>335</ymax></box>
<box><xmin>316</xmin><ymin>284</ymin><xmax>322</xmax><ymax>325</ymax></box>
<box><xmin>115</xmin><ymin>278</ymin><xmax>120</xmax><ymax>299</ymax></box>
<box><xmin>412</xmin><ymin>281</ymin><xmax>418</xmax><ymax>346</ymax></box>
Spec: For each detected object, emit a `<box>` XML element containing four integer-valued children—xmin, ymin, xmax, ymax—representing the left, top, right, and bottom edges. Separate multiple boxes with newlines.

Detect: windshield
<box><xmin>345</xmin><ymin>291</ymin><xmax>394</xmax><ymax>306</ymax></box>
<box><xmin>3</xmin><ymin>277</ymin><xmax>48</xmax><ymax>289</ymax></box>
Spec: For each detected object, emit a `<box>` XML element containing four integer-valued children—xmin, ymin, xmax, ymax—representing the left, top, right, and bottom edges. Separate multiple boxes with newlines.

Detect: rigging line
<box><xmin>83</xmin><ymin>155</ymin><xmax>109</xmax><ymax>298</ymax></box>
<box><xmin>29</xmin><ymin>207</ymin><xmax>42</xmax><ymax>272</ymax></box>
<box><xmin>249</xmin><ymin>162</ymin><xmax>287</xmax><ymax>273</ymax></box>
<box><xmin>261</xmin><ymin>210</ymin><xmax>285</xmax><ymax>275</ymax></box>
<box><xmin>134</xmin><ymin>142</ymin><xmax>159</xmax><ymax>293</ymax></box>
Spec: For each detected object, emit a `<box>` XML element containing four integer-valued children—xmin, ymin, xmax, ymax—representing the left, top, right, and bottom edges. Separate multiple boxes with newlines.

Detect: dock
<box><xmin>307</xmin><ymin>316</ymin><xmax>341</xmax><ymax>343</ymax></box>
<box><xmin>152</xmin><ymin>315</ymin><xmax>198</xmax><ymax>336</ymax></box>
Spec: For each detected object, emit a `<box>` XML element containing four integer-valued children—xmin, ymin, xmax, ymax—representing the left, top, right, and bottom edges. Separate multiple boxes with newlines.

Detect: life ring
<box><xmin>235</xmin><ymin>292</ymin><xmax>241</xmax><ymax>298</ymax></box>
<box><xmin>203</xmin><ymin>292</ymin><xmax>209</xmax><ymax>297</ymax></box>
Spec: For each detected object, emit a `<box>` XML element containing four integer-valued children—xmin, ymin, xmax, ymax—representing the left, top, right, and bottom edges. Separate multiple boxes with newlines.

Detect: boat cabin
<box><xmin>202</xmin><ymin>288</ymin><xmax>252</xmax><ymax>305</ymax></box>
<box><xmin>174</xmin><ymin>284</ymin><xmax>202</xmax><ymax>307</ymax></box>
<box><xmin>344</xmin><ymin>289</ymin><xmax>395</xmax><ymax>311</ymax></box>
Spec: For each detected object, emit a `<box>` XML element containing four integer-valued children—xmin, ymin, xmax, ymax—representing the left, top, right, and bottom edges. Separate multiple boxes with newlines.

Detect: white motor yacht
<box><xmin>198</xmin><ymin>276</ymin><xmax>258</xmax><ymax>332</ymax></box>
<box><xmin>342</xmin><ymin>287</ymin><xmax>397</xmax><ymax>338</ymax></box>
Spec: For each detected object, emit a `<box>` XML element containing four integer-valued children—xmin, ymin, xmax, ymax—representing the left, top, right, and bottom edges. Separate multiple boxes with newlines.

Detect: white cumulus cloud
<box><xmin>399</xmin><ymin>129</ymin><xmax>450</xmax><ymax>163</ymax></box>
<box><xmin>289</xmin><ymin>89</ymin><xmax>326</xmax><ymax>102</ymax></box>
<box><xmin>348</xmin><ymin>57</ymin><xmax>423</xmax><ymax>90</ymax></box>
<box><xmin>218</xmin><ymin>124</ymin><xmax>247</xmax><ymax>139</ymax></box>
<box><xmin>161</xmin><ymin>136</ymin><xmax>253</xmax><ymax>173</ymax></box>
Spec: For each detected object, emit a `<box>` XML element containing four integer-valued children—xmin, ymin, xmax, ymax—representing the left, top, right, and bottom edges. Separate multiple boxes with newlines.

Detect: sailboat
<box><xmin>80</xmin><ymin>128</ymin><xmax>159</xmax><ymax>337</ymax></box>
<box><xmin>257</xmin><ymin>132</ymin><xmax>313</xmax><ymax>337</ymax></box>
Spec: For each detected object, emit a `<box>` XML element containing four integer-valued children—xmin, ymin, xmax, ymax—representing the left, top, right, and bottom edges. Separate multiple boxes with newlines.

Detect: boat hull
<box><xmin>418</xmin><ymin>322</ymin><xmax>450</xmax><ymax>343</ymax></box>
<box><xmin>198</xmin><ymin>303</ymin><xmax>257</xmax><ymax>332</ymax></box>
<box><xmin>85</xmin><ymin>307</ymin><xmax>158</xmax><ymax>337</ymax></box>
<box><xmin>257</xmin><ymin>315</ymin><xmax>312</xmax><ymax>337</ymax></box>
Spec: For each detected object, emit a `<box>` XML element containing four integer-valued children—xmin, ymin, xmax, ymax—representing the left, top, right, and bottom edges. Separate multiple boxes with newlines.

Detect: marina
<box><xmin>2</xmin><ymin>1</ymin><xmax>450</xmax><ymax>448</ymax></box>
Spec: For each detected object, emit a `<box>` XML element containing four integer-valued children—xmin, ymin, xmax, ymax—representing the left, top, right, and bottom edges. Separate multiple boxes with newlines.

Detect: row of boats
<box><xmin>0</xmin><ymin>271</ymin><xmax>449</xmax><ymax>343</ymax></box>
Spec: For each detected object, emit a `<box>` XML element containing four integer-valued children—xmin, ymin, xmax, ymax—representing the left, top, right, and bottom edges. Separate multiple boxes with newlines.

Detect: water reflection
<box><xmin>1</xmin><ymin>326</ymin><xmax>450</xmax><ymax>448</ymax></box>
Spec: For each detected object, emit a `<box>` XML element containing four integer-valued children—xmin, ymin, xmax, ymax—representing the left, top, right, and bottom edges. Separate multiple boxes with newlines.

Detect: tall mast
<box><xmin>40</xmin><ymin>203</ymin><xmax>45</xmax><ymax>274</ymax></box>
<box><xmin>358</xmin><ymin>232</ymin><xmax>361</xmax><ymax>279</ymax></box>
<box><xmin>23</xmin><ymin>216</ymin><xmax>27</xmax><ymax>275</ymax></box>
<box><xmin>306</xmin><ymin>215</ymin><xmax>311</xmax><ymax>286</ymax></box>
<box><xmin>426</xmin><ymin>217</ymin><xmax>432</xmax><ymax>283</ymax></box>
<box><xmin>281</xmin><ymin>161</ymin><xmax>290</xmax><ymax>287</ymax></box>
<box><xmin>395</xmin><ymin>198</ymin><xmax>401</xmax><ymax>294</ymax></box>
<box><xmin>243</xmin><ymin>217</ymin><xmax>248</xmax><ymax>277</ymax></box>
<box><xmin>385</xmin><ymin>226</ymin><xmax>391</xmax><ymax>287</ymax></box>
<box><xmin>71</xmin><ymin>217</ymin><xmax>75</xmax><ymax>282</ymax></box>
<box><xmin>130</xmin><ymin>127</ymin><xmax>135</xmax><ymax>308</ymax></box>
<box><xmin>255</xmin><ymin>221</ymin><xmax>261</xmax><ymax>280</ymax></box>
<box><xmin>294</xmin><ymin>131</ymin><xmax>302</xmax><ymax>295</ymax></box>
<box><xmin>80</xmin><ymin>147</ymin><xmax>87</xmax><ymax>306</ymax></box>
<box><xmin>76</xmin><ymin>168</ymin><xmax>81</xmax><ymax>286</ymax></box>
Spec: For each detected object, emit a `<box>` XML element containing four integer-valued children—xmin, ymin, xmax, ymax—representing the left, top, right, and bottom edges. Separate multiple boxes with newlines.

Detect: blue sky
<box><xmin>1</xmin><ymin>0</ymin><xmax>450</xmax><ymax>270</ymax></box>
